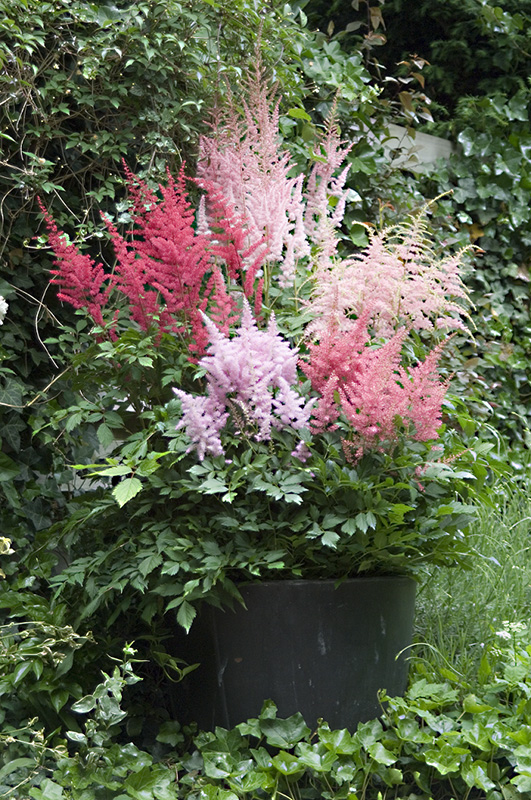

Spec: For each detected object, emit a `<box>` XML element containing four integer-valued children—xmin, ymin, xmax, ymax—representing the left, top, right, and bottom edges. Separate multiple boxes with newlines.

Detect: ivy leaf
<box><xmin>0</xmin><ymin>377</ymin><xmax>24</xmax><ymax>407</ymax></box>
<box><xmin>0</xmin><ymin>452</ymin><xmax>19</xmax><ymax>481</ymax></box>
<box><xmin>112</xmin><ymin>477</ymin><xmax>143</xmax><ymax>507</ymax></box>
<box><xmin>260</xmin><ymin>714</ymin><xmax>311</xmax><ymax>748</ymax></box>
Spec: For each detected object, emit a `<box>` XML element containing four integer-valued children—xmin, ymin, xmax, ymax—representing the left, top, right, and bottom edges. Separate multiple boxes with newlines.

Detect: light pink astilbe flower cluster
<box><xmin>198</xmin><ymin>67</ymin><xmax>353</xmax><ymax>289</ymax></box>
<box><xmin>304</xmin><ymin>109</ymin><xmax>353</xmax><ymax>263</ymax></box>
<box><xmin>175</xmin><ymin>302</ymin><xmax>314</xmax><ymax>460</ymax></box>
<box><xmin>301</xmin><ymin>315</ymin><xmax>449</xmax><ymax>459</ymax></box>
<box><xmin>305</xmin><ymin>215</ymin><xmax>471</xmax><ymax>340</ymax></box>
<box><xmin>197</xmin><ymin>68</ymin><xmax>310</xmax><ymax>288</ymax></box>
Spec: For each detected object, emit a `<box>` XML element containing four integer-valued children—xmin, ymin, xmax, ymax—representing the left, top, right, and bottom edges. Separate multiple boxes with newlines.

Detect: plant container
<box><xmin>176</xmin><ymin>576</ymin><xmax>416</xmax><ymax>731</ymax></box>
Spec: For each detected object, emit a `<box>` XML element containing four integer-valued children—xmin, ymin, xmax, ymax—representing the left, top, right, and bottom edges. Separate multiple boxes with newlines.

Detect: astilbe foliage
<box><xmin>305</xmin><ymin>211</ymin><xmax>471</xmax><ymax>340</ymax></box>
<box><xmin>174</xmin><ymin>301</ymin><xmax>314</xmax><ymax>460</ymax></box>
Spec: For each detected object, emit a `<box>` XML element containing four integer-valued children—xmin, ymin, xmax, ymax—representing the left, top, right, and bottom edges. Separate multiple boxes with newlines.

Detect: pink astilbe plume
<box><xmin>197</xmin><ymin>181</ymin><xmax>268</xmax><ymax>313</ymax></box>
<box><xmin>304</xmin><ymin>104</ymin><xmax>353</xmax><ymax>262</ymax></box>
<box><xmin>197</xmin><ymin>61</ymin><xmax>310</xmax><ymax>288</ymax></box>
<box><xmin>301</xmin><ymin>316</ymin><xmax>449</xmax><ymax>458</ymax></box>
<box><xmin>306</xmin><ymin>213</ymin><xmax>472</xmax><ymax>340</ymax></box>
<box><xmin>39</xmin><ymin>200</ymin><xmax>111</xmax><ymax>328</ymax></box>
<box><xmin>175</xmin><ymin>300</ymin><xmax>314</xmax><ymax>459</ymax></box>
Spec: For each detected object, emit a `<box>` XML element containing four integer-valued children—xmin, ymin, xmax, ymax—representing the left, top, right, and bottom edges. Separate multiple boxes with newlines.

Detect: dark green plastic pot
<box><xmin>178</xmin><ymin>576</ymin><xmax>416</xmax><ymax>731</ymax></box>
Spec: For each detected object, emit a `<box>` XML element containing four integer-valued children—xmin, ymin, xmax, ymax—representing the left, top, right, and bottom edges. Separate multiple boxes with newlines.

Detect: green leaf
<box><xmin>97</xmin><ymin>422</ymin><xmax>115</xmax><ymax>447</ymax></box>
<box><xmin>72</xmin><ymin>695</ymin><xmax>96</xmax><ymax>713</ymax></box>
<box><xmin>367</xmin><ymin>742</ymin><xmax>398</xmax><ymax>766</ymax></box>
<box><xmin>51</xmin><ymin>689</ymin><xmax>69</xmax><ymax>713</ymax></box>
<box><xmin>93</xmin><ymin>464</ymin><xmax>131</xmax><ymax>477</ymax></box>
<box><xmin>29</xmin><ymin>779</ymin><xmax>64</xmax><ymax>800</ymax></box>
<box><xmin>112</xmin><ymin>477</ymin><xmax>143</xmax><ymax>507</ymax></box>
<box><xmin>66</xmin><ymin>730</ymin><xmax>88</xmax><ymax>744</ymax></box>
<box><xmin>176</xmin><ymin>600</ymin><xmax>196</xmax><ymax>632</ymax></box>
<box><xmin>0</xmin><ymin>758</ymin><xmax>37</xmax><ymax>783</ymax></box>
<box><xmin>0</xmin><ymin>451</ymin><xmax>19</xmax><ymax>481</ymax></box>
<box><xmin>138</xmin><ymin>553</ymin><xmax>163</xmax><ymax>577</ymax></box>
<box><xmin>287</xmin><ymin>107</ymin><xmax>311</xmax><ymax>121</ymax></box>
<box><xmin>12</xmin><ymin>660</ymin><xmax>34</xmax><ymax>684</ymax></box>
<box><xmin>260</xmin><ymin>714</ymin><xmax>311</xmax><ymax>748</ymax></box>
<box><xmin>271</xmin><ymin>751</ymin><xmax>304</xmax><ymax>776</ymax></box>
<box><xmin>0</xmin><ymin>377</ymin><xmax>24</xmax><ymax>407</ymax></box>
<box><xmin>321</xmin><ymin>529</ymin><xmax>340</xmax><ymax>548</ymax></box>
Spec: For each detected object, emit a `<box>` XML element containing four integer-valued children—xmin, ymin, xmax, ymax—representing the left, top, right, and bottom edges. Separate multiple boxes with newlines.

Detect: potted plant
<box><xmin>36</xmin><ymin>66</ymin><xmax>488</xmax><ymax>730</ymax></box>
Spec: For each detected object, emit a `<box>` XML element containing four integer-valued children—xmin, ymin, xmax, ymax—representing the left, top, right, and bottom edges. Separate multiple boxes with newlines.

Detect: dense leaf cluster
<box><xmin>3</xmin><ymin>625</ymin><xmax>531</xmax><ymax>799</ymax></box>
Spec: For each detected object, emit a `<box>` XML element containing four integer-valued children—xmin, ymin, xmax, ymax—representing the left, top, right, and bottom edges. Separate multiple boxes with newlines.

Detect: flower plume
<box><xmin>175</xmin><ymin>301</ymin><xmax>313</xmax><ymax>459</ymax></box>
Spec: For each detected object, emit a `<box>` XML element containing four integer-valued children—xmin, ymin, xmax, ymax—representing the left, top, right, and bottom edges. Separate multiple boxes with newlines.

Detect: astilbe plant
<box><xmin>37</xmin><ymin>61</ymin><xmax>484</xmax><ymax>620</ymax></box>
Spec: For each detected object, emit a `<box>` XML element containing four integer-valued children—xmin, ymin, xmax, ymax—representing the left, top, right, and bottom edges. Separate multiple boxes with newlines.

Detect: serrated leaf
<box><xmin>96</xmin><ymin>423</ymin><xmax>115</xmax><ymax>447</ymax></box>
<box><xmin>138</xmin><ymin>553</ymin><xmax>163</xmax><ymax>577</ymax></box>
<box><xmin>112</xmin><ymin>477</ymin><xmax>143</xmax><ymax>507</ymax></box>
<box><xmin>92</xmin><ymin>464</ymin><xmax>130</xmax><ymax>477</ymax></box>
<box><xmin>176</xmin><ymin>600</ymin><xmax>196</xmax><ymax>632</ymax></box>
<box><xmin>321</xmin><ymin>529</ymin><xmax>340</xmax><ymax>548</ymax></box>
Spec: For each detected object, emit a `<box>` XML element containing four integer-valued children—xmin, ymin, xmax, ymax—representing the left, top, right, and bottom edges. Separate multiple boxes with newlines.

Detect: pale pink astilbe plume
<box><xmin>175</xmin><ymin>301</ymin><xmax>313</xmax><ymax>459</ymax></box>
<box><xmin>197</xmin><ymin>62</ymin><xmax>310</xmax><ymax>288</ymax></box>
<box><xmin>306</xmin><ymin>214</ymin><xmax>472</xmax><ymax>340</ymax></box>
<box><xmin>304</xmin><ymin>107</ymin><xmax>353</xmax><ymax>262</ymax></box>
<box><xmin>173</xmin><ymin>392</ymin><xmax>228</xmax><ymax>461</ymax></box>
<box><xmin>39</xmin><ymin>200</ymin><xmax>111</xmax><ymax>328</ymax></box>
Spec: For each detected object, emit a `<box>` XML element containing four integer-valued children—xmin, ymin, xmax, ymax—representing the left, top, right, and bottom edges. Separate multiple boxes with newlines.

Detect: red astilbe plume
<box><xmin>109</xmin><ymin>164</ymin><xmax>224</xmax><ymax>353</ymax></box>
<box><xmin>301</xmin><ymin>316</ymin><xmax>449</xmax><ymax>459</ymax></box>
<box><xmin>41</xmin><ymin>164</ymin><xmax>245</xmax><ymax>355</ymax></box>
<box><xmin>38</xmin><ymin>200</ymin><xmax>111</xmax><ymax>328</ymax></box>
<box><xmin>306</xmin><ymin>210</ymin><xmax>472</xmax><ymax>340</ymax></box>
